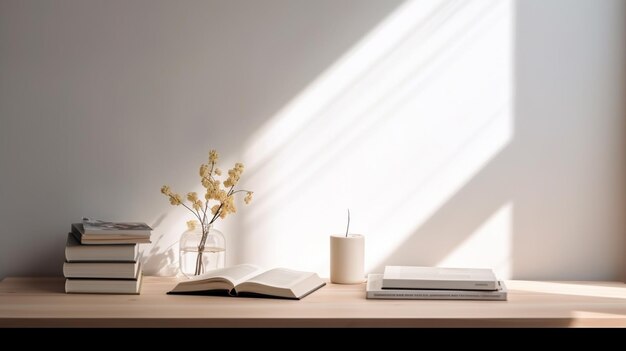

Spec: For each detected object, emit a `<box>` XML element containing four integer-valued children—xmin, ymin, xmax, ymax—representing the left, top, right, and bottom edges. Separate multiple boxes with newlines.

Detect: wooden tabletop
<box><xmin>1</xmin><ymin>277</ymin><xmax>625</xmax><ymax>327</ymax></box>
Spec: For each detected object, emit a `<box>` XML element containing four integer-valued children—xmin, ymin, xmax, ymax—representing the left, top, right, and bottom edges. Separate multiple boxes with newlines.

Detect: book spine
<box><xmin>65</xmin><ymin>248</ymin><xmax>137</xmax><ymax>262</ymax></box>
<box><xmin>382</xmin><ymin>279</ymin><xmax>498</xmax><ymax>291</ymax></box>
<box><xmin>65</xmin><ymin>279</ymin><xmax>140</xmax><ymax>294</ymax></box>
<box><xmin>367</xmin><ymin>291</ymin><xmax>506</xmax><ymax>300</ymax></box>
<box><xmin>63</xmin><ymin>262</ymin><xmax>139</xmax><ymax>279</ymax></box>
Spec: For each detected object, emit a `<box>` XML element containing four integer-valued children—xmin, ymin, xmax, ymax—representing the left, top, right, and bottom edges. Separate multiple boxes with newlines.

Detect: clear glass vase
<box><xmin>179</xmin><ymin>222</ymin><xmax>225</xmax><ymax>278</ymax></box>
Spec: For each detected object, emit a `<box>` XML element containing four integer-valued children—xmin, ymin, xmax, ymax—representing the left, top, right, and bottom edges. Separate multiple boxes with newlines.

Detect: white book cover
<box><xmin>383</xmin><ymin>266</ymin><xmax>498</xmax><ymax>291</ymax></box>
<box><xmin>81</xmin><ymin>218</ymin><xmax>152</xmax><ymax>236</ymax></box>
<box><xmin>65</xmin><ymin>233</ymin><xmax>138</xmax><ymax>262</ymax></box>
<box><xmin>367</xmin><ymin>274</ymin><xmax>507</xmax><ymax>300</ymax></box>
<box><xmin>71</xmin><ymin>223</ymin><xmax>152</xmax><ymax>244</ymax></box>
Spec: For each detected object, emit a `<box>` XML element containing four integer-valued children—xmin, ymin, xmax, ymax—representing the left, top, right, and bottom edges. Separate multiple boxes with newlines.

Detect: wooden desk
<box><xmin>1</xmin><ymin>277</ymin><xmax>625</xmax><ymax>327</ymax></box>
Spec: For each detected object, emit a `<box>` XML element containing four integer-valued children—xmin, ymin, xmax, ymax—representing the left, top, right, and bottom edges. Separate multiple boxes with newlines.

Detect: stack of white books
<box><xmin>63</xmin><ymin>219</ymin><xmax>151</xmax><ymax>294</ymax></box>
<box><xmin>366</xmin><ymin>266</ymin><xmax>507</xmax><ymax>301</ymax></box>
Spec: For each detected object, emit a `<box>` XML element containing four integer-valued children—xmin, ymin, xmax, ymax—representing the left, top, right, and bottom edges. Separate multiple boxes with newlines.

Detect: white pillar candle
<box><xmin>330</xmin><ymin>234</ymin><xmax>365</xmax><ymax>284</ymax></box>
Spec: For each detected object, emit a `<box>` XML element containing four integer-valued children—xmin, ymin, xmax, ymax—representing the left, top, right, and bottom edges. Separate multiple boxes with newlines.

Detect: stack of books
<box><xmin>63</xmin><ymin>219</ymin><xmax>152</xmax><ymax>294</ymax></box>
<box><xmin>366</xmin><ymin>266</ymin><xmax>507</xmax><ymax>301</ymax></box>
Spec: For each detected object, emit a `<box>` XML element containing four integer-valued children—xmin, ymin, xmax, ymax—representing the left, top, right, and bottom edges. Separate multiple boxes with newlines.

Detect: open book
<box><xmin>168</xmin><ymin>264</ymin><xmax>326</xmax><ymax>300</ymax></box>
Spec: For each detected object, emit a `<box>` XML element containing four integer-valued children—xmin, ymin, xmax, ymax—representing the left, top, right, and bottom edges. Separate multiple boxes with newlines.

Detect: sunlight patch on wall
<box><xmin>437</xmin><ymin>202</ymin><xmax>512</xmax><ymax>279</ymax></box>
<box><xmin>238</xmin><ymin>0</ymin><xmax>514</xmax><ymax>275</ymax></box>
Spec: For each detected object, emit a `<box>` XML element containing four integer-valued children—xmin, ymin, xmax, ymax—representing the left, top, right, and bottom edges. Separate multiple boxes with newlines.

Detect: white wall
<box><xmin>513</xmin><ymin>0</ymin><xmax>626</xmax><ymax>279</ymax></box>
<box><xmin>0</xmin><ymin>0</ymin><xmax>624</xmax><ymax>280</ymax></box>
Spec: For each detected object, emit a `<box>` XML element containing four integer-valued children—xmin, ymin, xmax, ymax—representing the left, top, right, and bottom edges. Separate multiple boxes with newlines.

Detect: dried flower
<box><xmin>244</xmin><ymin>192</ymin><xmax>253</xmax><ymax>204</ymax></box>
<box><xmin>224</xmin><ymin>163</ymin><xmax>244</xmax><ymax>188</ymax></box>
<box><xmin>199</xmin><ymin>164</ymin><xmax>209</xmax><ymax>178</ymax></box>
<box><xmin>161</xmin><ymin>185</ymin><xmax>171</xmax><ymax>195</ymax></box>
<box><xmin>201</xmin><ymin>177</ymin><xmax>211</xmax><ymax>188</ymax></box>
<box><xmin>160</xmin><ymin>148</ymin><xmax>254</xmax><ymax>275</ymax></box>
<box><xmin>169</xmin><ymin>193</ymin><xmax>182</xmax><ymax>205</ymax></box>
<box><xmin>192</xmin><ymin>200</ymin><xmax>202</xmax><ymax>211</ymax></box>
<box><xmin>186</xmin><ymin>220</ymin><xmax>197</xmax><ymax>231</ymax></box>
<box><xmin>209</xmin><ymin>150</ymin><xmax>219</xmax><ymax>164</ymax></box>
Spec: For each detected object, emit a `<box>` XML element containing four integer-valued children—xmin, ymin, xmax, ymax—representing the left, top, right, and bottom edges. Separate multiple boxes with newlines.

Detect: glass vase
<box><xmin>179</xmin><ymin>222</ymin><xmax>225</xmax><ymax>278</ymax></box>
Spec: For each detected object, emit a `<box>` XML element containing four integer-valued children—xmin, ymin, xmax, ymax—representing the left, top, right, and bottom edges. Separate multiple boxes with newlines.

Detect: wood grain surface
<box><xmin>1</xmin><ymin>277</ymin><xmax>625</xmax><ymax>327</ymax></box>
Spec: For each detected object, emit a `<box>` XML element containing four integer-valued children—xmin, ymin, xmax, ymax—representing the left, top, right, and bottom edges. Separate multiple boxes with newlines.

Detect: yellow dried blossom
<box><xmin>186</xmin><ymin>220</ymin><xmax>197</xmax><ymax>231</ymax></box>
<box><xmin>207</xmin><ymin>187</ymin><xmax>225</xmax><ymax>202</ymax></box>
<box><xmin>209</xmin><ymin>150</ymin><xmax>219</xmax><ymax>163</ymax></box>
<box><xmin>244</xmin><ymin>192</ymin><xmax>253</xmax><ymax>205</ymax></box>
<box><xmin>219</xmin><ymin>203</ymin><xmax>231</xmax><ymax>218</ymax></box>
<box><xmin>199</xmin><ymin>164</ymin><xmax>209</xmax><ymax>177</ymax></box>
<box><xmin>218</xmin><ymin>196</ymin><xmax>237</xmax><ymax>219</ymax></box>
<box><xmin>204</xmin><ymin>189</ymin><xmax>214</xmax><ymax>201</ymax></box>
<box><xmin>202</xmin><ymin>179</ymin><xmax>221</xmax><ymax>201</ymax></box>
<box><xmin>201</xmin><ymin>177</ymin><xmax>211</xmax><ymax>188</ymax></box>
<box><xmin>223</xmin><ymin>163</ymin><xmax>245</xmax><ymax>188</ymax></box>
<box><xmin>161</xmin><ymin>185</ymin><xmax>171</xmax><ymax>195</ymax></box>
<box><xmin>160</xmin><ymin>149</ymin><xmax>254</xmax><ymax>243</ymax></box>
<box><xmin>169</xmin><ymin>193</ymin><xmax>183</xmax><ymax>205</ymax></box>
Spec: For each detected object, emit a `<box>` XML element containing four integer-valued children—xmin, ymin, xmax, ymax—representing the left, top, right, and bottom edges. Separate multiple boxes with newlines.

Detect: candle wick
<box><xmin>345</xmin><ymin>209</ymin><xmax>350</xmax><ymax>238</ymax></box>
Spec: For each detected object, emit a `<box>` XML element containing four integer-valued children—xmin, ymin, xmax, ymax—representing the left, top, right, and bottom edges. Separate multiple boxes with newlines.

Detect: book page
<box><xmin>189</xmin><ymin>264</ymin><xmax>262</xmax><ymax>286</ymax></box>
<box><xmin>244</xmin><ymin>268</ymin><xmax>313</xmax><ymax>289</ymax></box>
